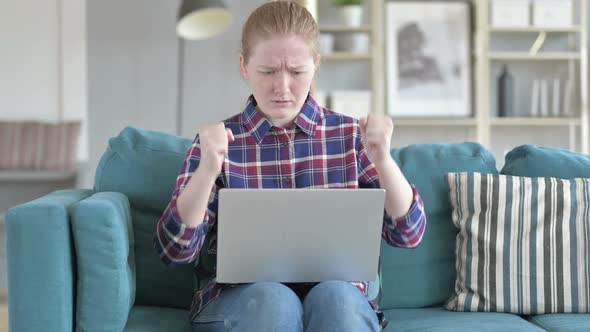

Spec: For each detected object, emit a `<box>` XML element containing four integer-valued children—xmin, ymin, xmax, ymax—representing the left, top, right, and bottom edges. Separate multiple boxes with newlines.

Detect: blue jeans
<box><xmin>191</xmin><ymin>280</ymin><xmax>380</xmax><ymax>332</ymax></box>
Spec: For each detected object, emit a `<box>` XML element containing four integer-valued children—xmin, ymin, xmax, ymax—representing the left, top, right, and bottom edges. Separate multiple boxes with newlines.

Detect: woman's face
<box><xmin>240</xmin><ymin>34</ymin><xmax>319</xmax><ymax>128</ymax></box>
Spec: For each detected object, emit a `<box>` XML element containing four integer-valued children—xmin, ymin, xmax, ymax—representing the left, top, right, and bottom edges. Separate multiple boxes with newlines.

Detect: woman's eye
<box><xmin>263</xmin><ymin>71</ymin><xmax>274</xmax><ymax>75</ymax></box>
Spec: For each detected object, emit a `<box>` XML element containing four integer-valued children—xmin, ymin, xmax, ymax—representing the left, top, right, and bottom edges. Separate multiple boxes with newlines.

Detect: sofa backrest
<box><xmin>93</xmin><ymin>127</ymin><xmax>502</xmax><ymax>310</ymax></box>
<box><xmin>94</xmin><ymin>127</ymin><xmax>194</xmax><ymax>309</ymax></box>
<box><xmin>380</xmin><ymin>142</ymin><xmax>498</xmax><ymax>310</ymax></box>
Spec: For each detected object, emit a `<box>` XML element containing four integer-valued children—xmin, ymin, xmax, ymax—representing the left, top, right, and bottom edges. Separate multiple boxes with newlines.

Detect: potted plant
<box><xmin>334</xmin><ymin>0</ymin><xmax>364</xmax><ymax>27</ymax></box>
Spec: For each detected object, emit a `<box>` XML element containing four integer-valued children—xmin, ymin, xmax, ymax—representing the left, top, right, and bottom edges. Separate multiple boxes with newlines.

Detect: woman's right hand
<box><xmin>198</xmin><ymin>122</ymin><xmax>235</xmax><ymax>176</ymax></box>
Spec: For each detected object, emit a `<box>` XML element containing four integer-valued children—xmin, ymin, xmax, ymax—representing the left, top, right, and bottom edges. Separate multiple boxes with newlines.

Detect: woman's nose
<box><xmin>273</xmin><ymin>72</ymin><xmax>290</xmax><ymax>94</ymax></box>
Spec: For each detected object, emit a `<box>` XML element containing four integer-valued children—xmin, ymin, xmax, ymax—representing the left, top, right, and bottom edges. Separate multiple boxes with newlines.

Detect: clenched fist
<box><xmin>198</xmin><ymin>122</ymin><xmax>234</xmax><ymax>176</ymax></box>
<box><xmin>359</xmin><ymin>113</ymin><xmax>394</xmax><ymax>167</ymax></box>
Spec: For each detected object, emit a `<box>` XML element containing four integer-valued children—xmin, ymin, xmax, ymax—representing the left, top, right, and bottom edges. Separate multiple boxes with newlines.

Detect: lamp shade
<box><xmin>177</xmin><ymin>0</ymin><xmax>231</xmax><ymax>40</ymax></box>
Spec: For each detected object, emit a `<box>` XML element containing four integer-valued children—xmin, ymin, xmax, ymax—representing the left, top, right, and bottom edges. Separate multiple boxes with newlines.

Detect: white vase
<box><xmin>337</xmin><ymin>33</ymin><xmax>369</xmax><ymax>53</ymax></box>
<box><xmin>338</xmin><ymin>5</ymin><xmax>363</xmax><ymax>27</ymax></box>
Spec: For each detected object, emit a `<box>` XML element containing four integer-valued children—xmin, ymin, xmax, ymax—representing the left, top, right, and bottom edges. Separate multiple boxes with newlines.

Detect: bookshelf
<box><xmin>305</xmin><ymin>0</ymin><xmax>588</xmax><ymax>156</ymax></box>
<box><xmin>314</xmin><ymin>0</ymin><xmax>385</xmax><ymax>119</ymax></box>
<box><xmin>475</xmin><ymin>0</ymin><xmax>588</xmax><ymax>154</ymax></box>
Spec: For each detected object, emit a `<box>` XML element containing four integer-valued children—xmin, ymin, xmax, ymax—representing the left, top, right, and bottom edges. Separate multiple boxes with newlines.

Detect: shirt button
<box><xmin>284</xmin><ymin>178</ymin><xmax>292</xmax><ymax>184</ymax></box>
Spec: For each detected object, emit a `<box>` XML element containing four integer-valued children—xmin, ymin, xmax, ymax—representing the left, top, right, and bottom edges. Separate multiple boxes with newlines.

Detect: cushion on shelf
<box><xmin>0</xmin><ymin>121</ymin><xmax>81</xmax><ymax>171</ymax></box>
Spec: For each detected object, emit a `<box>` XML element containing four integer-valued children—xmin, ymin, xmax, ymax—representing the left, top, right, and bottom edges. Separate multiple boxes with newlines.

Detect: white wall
<box><xmin>0</xmin><ymin>0</ymin><xmax>60</xmax><ymax>122</ymax></box>
<box><xmin>0</xmin><ymin>0</ymin><xmax>88</xmax><ymax>162</ymax></box>
<box><xmin>86</xmin><ymin>0</ymin><xmax>178</xmax><ymax>188</ymax></box>
<box><xmin>179</xmin><ymin>1</ymin><xmax>256</xmax><ymax>136</ymax></box>
<box><xmin>62</xmin><ymin>0</ymin><xmax>88</xmax><ymax>162</ymax></box>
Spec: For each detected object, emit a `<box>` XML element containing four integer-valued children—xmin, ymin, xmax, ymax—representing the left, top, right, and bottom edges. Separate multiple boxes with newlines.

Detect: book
<box><xmin>540</xmin><ymin>79</ymin><xmax>549</xmax><ymax>117</ymax></box>
<box><xmin>562</xmin><ymin>78</ymin><xmax>574</xmax><ymax>117</ymax></box>
<box><xmin>531</xmin><ymin>79</ymin><xmax>540</xmax><ymax>117</ymax></box>
<box><xmin>551</xmin><ymin>78</ymin><xmax>560</xmax><ymax>117</ymax></box>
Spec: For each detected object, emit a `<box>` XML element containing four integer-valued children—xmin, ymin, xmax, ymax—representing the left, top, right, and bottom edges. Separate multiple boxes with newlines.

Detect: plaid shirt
<box><xmin>154</xmin><ymin>95</ymin><xmax>426</xmax><ymax>329</ymax></box>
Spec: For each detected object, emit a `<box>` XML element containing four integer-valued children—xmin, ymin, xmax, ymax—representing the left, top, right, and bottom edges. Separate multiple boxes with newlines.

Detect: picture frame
<box><xmin>385</xmin><ymin>1</ymin><xmax>472</xmax><ymax>117</ymax></box>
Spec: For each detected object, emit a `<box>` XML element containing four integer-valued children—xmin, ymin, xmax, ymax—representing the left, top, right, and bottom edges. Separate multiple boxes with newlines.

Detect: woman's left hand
<box><xmin>359</xmin><ymin>113</ymin><xmax>394</xmax><ymax>169</ymax></box>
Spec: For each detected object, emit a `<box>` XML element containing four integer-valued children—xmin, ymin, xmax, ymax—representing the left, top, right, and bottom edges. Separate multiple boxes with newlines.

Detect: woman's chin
<box><xmin>262</xmin><ymin>110</ymin><xmax>297</xmax><ymax>126</ymax></box>
<box><xmin>266</xmin><ymin>105</ymin><xmax>296</xmax><ymax>116</ymax></box>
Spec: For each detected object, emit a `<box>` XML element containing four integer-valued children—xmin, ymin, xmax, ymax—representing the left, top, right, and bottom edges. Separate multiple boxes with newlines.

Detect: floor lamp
<box><xmin>175</xmin><ymin>0</ymin><xmax>231</xmax><ymax>136</ymax></box>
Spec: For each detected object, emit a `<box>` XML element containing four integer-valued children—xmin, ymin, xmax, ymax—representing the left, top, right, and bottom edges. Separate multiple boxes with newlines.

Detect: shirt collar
<box><xmin>241</xmin><ymin>94</ymin><xmax>323</xmax><ymax>145</ymax></box>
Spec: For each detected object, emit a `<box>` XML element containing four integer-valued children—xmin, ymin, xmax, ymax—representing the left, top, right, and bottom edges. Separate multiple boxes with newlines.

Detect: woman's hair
<box><xmin>241</xmin><ymin>1</ymin><xmax>319</xmax><ymax>63</ymax></box>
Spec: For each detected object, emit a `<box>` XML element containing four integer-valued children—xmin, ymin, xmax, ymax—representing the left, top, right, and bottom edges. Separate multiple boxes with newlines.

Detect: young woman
<box><xmin>155</xmin><ymin>2</ymin><xmax>426</xmax><ymax>331</ymax></box>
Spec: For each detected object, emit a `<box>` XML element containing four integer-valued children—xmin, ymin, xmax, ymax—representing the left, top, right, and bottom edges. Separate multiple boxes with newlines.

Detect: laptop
<box><xmin>216</xmin><ymin>188</ymin><xmax>386</xmax><ymax>284</ymax></box>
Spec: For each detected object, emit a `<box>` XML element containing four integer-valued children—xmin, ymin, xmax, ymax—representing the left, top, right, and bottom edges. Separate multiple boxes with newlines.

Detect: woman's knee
<box><xmin>193</xmin><ymin>282</ymin><xmax>303</xmax><ymax>331</ymax></box>
<box><xmin>304</xmin><ymin>280</ymin><xmax>364</xmax><ymax>307</ymax></box>
<box><xmin>241</xmin><ymin>282</ymin><xmax>302</xmax><ymax>315</ymax></box>
<box><xmin>303</xmin><ymin>281</ymin><xmax>379</xmax><ymax>331</ymax></box>
<box><xmin>236</xmin><ymin>282</ymin><xmax>303</xmax><ymax>330</ymax></box>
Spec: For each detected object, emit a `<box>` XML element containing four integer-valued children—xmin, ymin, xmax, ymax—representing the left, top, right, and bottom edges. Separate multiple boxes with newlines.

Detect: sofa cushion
<box><xmin>381</xmin><ymin>143</ymin><xmax>497</xmax><ymax>309</ymax></box>
<box><xmin>94</xmin><ymin>127</ymin><xmax>194</xmax><ymax>309</ymax></box>
<box><xmin>527</xmin><ymin>313</ymin><xmax>590</xmax><ymax>332</ymax></box>
<box><xmin>131</xmin><ymin>209</ymin><xmax>193</xmax><ymax>308</ymax></box>
<box><xmin>71</xmin><ymin>192</ymin><xmax>136</xmax><ymax>332</ymax></box>
<box><xmin>95</xmin><ymin>126</ymin><xmax>193</xmax><ymax>211</ymax></box>
<box><xmin>446</xmin><ymin>172</ymin><xmax>590</xmax><ymax>314</ymax></box>
<box><xmin>382</xmin><ymin>307</ymin><xmax>545</xmax><ymax>331</ymax></box>
<box><xmin>502</xmin><ymin>145</ymin><xmax>590</xmax><ymax>178</ymax></box>
<box><xmin>124</xmin><ymin>306</ymin><xmax>190</xmax><ymax>332</ymax></box>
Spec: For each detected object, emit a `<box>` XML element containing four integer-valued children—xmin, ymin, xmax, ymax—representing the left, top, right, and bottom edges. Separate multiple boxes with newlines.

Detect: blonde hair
<box><xmin>241</xmin><ymin>1</ymin><xmax>319</xmax><ymax>64</ymax></box>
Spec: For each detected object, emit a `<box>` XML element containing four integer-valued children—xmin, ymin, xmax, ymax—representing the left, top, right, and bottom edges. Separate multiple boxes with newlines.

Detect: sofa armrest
<box><xmin>6</xmin><ymin>189</ymin><xmax>93</xmax><ymax>332</ymax></box>
<box><xmin>70</xmin><ymin>191</ymin><xmax>136</xmax><ymax>332</ymax></box>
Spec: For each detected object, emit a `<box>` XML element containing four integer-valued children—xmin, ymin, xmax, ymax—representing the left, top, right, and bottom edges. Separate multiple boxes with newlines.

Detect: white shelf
<box><xmin>477</xmin><ymin>0</ymin><xmax>588</xmax><ymax>153</ymax></box>
<box><xmin>319</xmin><ymin>25</ymin><xmax>371</xmax><ymax>33</ymax></box>
<box><xmin>0</xmin><ymin>170</ymin><xmax>77</xmax><ymax>182</ymax></box>
<box><xmin>488</xmin><ymin>52</ymin><xmax>581</xmax><ymax>60</ymax></box>
<box><xmin>314</xmin><ymin>0</ymin><xmax>588</xmax><ymax>154</ymax></box>
<box><xmin>491</xmin><ymin>117</ymin><xmax>581</xmax><ymax>127</ymax></box>
<box><xmin>395</xmin><ymin>117</ymin><xmax>477</xmax><ymax>127</ymax></box>
<box><xmin>489</xmin><ymin>26</ymin><xmax>581</xmax><ymax>33</ymax></box>
<box><xmin>321</xmin><ymin>52</ymin><xmax>372</xmax><ymax>61</ymax></box>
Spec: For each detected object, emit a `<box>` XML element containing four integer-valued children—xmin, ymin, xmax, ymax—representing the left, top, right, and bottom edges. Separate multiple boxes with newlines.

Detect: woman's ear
<box><xmin>239</xmin><ymin>53</ymin><xmax>249</xmax><ymax>80</ymax></box>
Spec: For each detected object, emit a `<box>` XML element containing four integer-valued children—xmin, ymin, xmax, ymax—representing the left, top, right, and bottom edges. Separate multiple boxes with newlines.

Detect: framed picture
<box><xmin>386</xmin><ymin>2</ymin><xmax>472</xmax><ymax>117</ymax></box>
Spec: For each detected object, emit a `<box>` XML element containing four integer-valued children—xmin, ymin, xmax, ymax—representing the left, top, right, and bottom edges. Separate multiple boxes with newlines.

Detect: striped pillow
<box><xmin>445</xmin><ymin>172</ymin><xmax>590</xmax><ymax>314</ymax></box>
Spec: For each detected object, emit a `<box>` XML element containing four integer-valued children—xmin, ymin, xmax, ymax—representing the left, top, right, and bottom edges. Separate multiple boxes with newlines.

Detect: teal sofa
<box><xmin>6</xmin><ymin>126</ymin><xmax>590</xmax><ymax>331</ymax></box>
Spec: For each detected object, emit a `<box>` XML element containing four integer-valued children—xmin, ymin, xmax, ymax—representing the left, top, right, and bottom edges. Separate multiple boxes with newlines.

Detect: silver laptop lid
<box><xmin>216</xmin><ymin>188</ymin><xmax>385</xmax><ymax>284</ymax></box>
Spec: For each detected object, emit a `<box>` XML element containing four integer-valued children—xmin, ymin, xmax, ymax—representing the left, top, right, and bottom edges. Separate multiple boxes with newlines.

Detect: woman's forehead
<box><xmin>250</xmin><ymin>37</ymin><xmax>314</xmax><ymax>63</ymax></box>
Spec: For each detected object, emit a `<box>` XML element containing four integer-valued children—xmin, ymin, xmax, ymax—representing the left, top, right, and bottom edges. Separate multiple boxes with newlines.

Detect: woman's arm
<box><xmin>153</xmin><ymin>123</ymin><xmax>234</xmax><ymax>265</ymax></box>
<box><xmin>358</xmin><ymin>113</ymin><xmax>426</xmax><ymax>248</ymax></box>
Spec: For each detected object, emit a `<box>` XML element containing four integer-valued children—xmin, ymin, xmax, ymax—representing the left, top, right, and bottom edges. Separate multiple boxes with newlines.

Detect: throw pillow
<box><xmin>445</xmin><ymin>172</ymin><xmax>590</xmax><ymax>314</ymax></box>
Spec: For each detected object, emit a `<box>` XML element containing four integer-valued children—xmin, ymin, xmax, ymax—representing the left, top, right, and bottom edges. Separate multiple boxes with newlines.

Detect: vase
<box><xmin>337</xmin><ymin>5</ymin><xmax>363</xmax><ymax>27</ymax></box>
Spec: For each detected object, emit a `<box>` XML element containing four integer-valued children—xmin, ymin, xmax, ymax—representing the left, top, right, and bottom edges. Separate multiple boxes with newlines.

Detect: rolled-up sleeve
<box><xmin>380</xmin><ymin>185</ymin><xmax>426</xmax><ymax>248</ymax></box>
<box><xmin>153</xmin><ymin>134</ymin><xmax>222</xmax><ymax>266</ymax></box>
